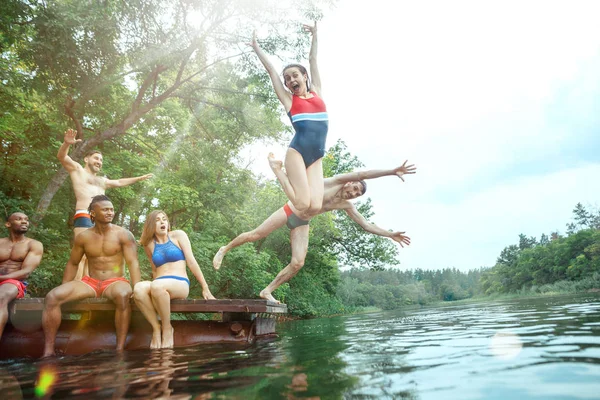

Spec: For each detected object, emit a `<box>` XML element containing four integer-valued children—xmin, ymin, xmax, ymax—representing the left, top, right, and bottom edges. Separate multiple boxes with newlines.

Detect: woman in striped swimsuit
<box><xmin>250</xmin><ymin>22</ymin><xmax>327</xmax><ymax>218</ymax></box>
<box><xmin>133</xmin><ymin>210</ymin><xmax>215</xmax><ymax>349</ymax></box>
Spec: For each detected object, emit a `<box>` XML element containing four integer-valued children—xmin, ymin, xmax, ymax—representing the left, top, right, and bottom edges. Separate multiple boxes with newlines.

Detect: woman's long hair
<box><xmin>139</xmin><ymin>210</ymin><xmax>168</xmax><ymax>247</ymax></box>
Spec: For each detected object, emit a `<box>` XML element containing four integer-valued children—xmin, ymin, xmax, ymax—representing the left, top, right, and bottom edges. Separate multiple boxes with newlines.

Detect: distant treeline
<box><xmin>338</xmin><ymin>267</ymin><xmax>483</xmax><ymax>310</ymax></box>
<box><xmin>338</xmin><ymin>203</ymin><xmax>600</xmax><ymax>311</ymax></box>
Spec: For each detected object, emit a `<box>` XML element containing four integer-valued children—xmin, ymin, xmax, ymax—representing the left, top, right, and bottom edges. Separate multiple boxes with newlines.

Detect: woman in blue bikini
<box><xmin>133</xmin><ymin>210</ymin><xmax>215</xmax><ymax>349</ymax></box>
<box><xmin>250</xmin><ymin>22</ymin><xmax>327</xmax><ymax>217</ymax></box>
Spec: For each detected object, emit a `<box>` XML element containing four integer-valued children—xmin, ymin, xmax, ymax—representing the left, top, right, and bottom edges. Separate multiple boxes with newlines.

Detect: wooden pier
<box><xmin>0</xmin><ymin>298</ymin><xmax>288</xmax><ymax>359</ymax></box>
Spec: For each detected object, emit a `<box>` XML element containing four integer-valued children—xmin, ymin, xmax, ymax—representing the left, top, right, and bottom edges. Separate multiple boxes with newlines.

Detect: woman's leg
<box><xmin>133</xmin><ymin>281</ymin><xmax>162</xmax><ymax>349</ymax></box>
<box><xmin>269</xmin><ymin>150</ymin><xmax>311</xmax><ymax>212</ymax></box>
<box><xmin>213</xmin><ymin>207</ymin><xmax>288</xmax><ymax>269</ymax></box>
<box><xmin>306</xmin><ymin>158</ymin><xmax>324</xmax><ymax>214</ymax></box>
<box><xmin>150</xmin><ymin>279</ymin><xmax>190</xmax><ymax>349</ymax></box>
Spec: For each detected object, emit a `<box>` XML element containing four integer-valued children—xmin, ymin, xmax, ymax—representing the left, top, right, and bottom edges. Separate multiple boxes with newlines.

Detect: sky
<box><xmin>243</xmin><ymin>0</ymin><xmax>600</xmax><ymax>271</ymax></box>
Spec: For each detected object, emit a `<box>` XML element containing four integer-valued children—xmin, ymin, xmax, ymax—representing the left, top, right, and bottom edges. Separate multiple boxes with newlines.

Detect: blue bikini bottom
<box><xmin>154</xmin><ymin>275</ymin><xmax>190</xmax><ymax>285</ymax></box>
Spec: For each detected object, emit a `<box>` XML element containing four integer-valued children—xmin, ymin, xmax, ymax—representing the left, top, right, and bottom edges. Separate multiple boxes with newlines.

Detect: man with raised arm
<box><xmin>42</xmin><ymin>195</ymin><xmax>141</xmax><ymax>357</ymax></box>
<box><xmin>0</xmin><ymin>212</ymin><xmax>43</xmax><ymax>342</ymax></box>
<box><xmin>58</xmin><ymin>128</ymin><xmax>152</xmax><ymax>278</ymax></box>
<box><xmin>213</xmin><ymin>160</ymin><xmax>417</xmax><ymax>303</ymax></box>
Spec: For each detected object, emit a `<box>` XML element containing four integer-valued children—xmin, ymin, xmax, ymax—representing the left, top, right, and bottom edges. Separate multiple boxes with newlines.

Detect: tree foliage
<box><xmin>481</xmin><ymin>203</ymin><xmax>600</xmax><ymax>295</ymax></box>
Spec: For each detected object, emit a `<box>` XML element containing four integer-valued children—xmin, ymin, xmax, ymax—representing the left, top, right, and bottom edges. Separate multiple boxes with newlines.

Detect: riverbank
<box><xmin>348</xmin><ymin>277</ymin><xmax>600</xmax><ymax>315</ymax></box>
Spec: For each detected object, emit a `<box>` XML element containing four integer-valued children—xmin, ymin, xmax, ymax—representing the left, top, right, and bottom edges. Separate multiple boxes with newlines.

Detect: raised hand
<box><xmin>302</xmin><ymin>21</ymin><xmax>317</xmax><ymax>36</ymax></box>
<box><xmin>63</xmin><ymin>129</ymin><xmax>82</xmax><ymax>145</ymax></box>
<box><xmin>394</xmin><ymin>160</ymin><xmax>416</xmax><ymax>182</ymax></box>
<box><xmin>390</xmin><ymin>231</ymin><xmax>411</xmax><ymax>247</ymax></box>
<box><xmin>139</xmin><ymin>173</ymin><xmax>154</xmax><ymax>181</ymax></box>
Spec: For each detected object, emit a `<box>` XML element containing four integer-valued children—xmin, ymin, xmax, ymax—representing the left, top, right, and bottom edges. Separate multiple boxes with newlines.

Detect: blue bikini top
<box><xmin>152</xmin><ymin>236</ymin><xmax>185</xmax><ymax>267</ymax></box>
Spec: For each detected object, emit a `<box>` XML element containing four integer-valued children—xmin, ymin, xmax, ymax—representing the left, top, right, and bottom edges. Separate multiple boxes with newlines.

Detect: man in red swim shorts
<box><xmin>0</xmin><ymin>212</ymin><xmax>43</xmax><ymax>342</ymax></box>
<box><xmin>42</xmin><ymin>195</ymin><xmax>141</xmax><ymax>357</ymax></box>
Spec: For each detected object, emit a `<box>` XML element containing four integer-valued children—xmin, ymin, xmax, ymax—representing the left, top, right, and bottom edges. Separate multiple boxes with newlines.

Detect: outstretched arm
<box><xmin>123</xmin><ymin>231</ymin><xmax>141</xmax><ymax>288</ymax></box>
<box><xmin>343</xmin><ymin>204</ymin><xmax>411</xmax><ymax>247</ymax></box>
<box><xmin>248</xmin><ymin>31</ymin><xmax>293</xmax><ymax>111</ymax></box>
<box><xmin>57</xmin><ymin>129</ymin><xmax>83</xmax><ymax>173</ymax></box>
<box><xmin>304</xmin><ymin>22</ymin><xmax>322</xmax><ymax>97</ymax></box>
<box><xmin>331</xmin><ymin>160</ymin><xmax>417</xmax><ymax>185</ymax></box>
<box><xmin>0</xmin><ymin>241</ymin><xmax>44</xmax><ymax>281</ymax></box>
<box><xmin>105</xmin><ymin>173</ymin><xmax>153</xmax><ymax>189</ymax></box>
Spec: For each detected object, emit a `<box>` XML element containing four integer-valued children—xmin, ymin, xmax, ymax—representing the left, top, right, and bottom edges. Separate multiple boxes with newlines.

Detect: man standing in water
<box><xmin>213</xmin><ymin>160</ymin><xmax>416</xmax><ymax>303</ymax></box>
<box><xmin>58</xmin><ymin>128</ymin><xmax>153</xmax><ymax>278</ymax></box>
<box><xmin>42</xmin><ymin>195</ymin><xmax>141</xmax><ymax>357</ymax></box>
<box><xmin>0</xmin><ymin>212</ymin><xmax>43</xmax><ymax>341</ymax></box>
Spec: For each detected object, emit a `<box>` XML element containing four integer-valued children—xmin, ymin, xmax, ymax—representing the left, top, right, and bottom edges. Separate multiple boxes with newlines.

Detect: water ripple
<box><xmin>1</xmin><ymin>294</ymin><xmax>600</xmax><ymax>399</ymax></box>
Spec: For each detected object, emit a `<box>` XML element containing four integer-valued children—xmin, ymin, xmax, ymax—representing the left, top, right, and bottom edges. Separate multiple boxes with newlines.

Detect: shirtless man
<box><xmin>0</xmin><ymin>212</ymin><xmax>43</xmax><ymax>341</ymax></box>
<box><xmin>58</xmin><ymin>128</ymin><xmax>152</xmax><ymax>278</ymax></box>
<box><xmin>42</xmin><ymin>195</ymin><xmax>141</xmax><ymax>357</ymax></box>
<box><xmin>213</xmin><ymin>159</ymin><xmax>416</xmax><ymax>303</ymax></box>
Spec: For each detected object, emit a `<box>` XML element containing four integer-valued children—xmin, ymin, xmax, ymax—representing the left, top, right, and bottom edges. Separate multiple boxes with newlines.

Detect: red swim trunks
<box><xmin>81</xmin><ymin>276</ymin><xmax>130</xmax><ymax>298</ymax></box>
<box><xmin>282</xmin><ymin>204</ymin><xmax>309</xmax><ymax>230</ymax></box>
<box><xmin>0</xmin><ymin>279</ymin><xmax>27</xmax><ymax>299</ymax></box>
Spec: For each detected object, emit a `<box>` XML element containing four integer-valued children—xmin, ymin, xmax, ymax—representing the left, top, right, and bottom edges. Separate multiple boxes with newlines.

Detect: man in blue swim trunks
<box><xmin>58</xmin><ymin>129</ymin><xmax>153</xmax><ymax>278</ymax></box>
<box><xmin>213</xmin><ymin>160</ymin><xmax>417</xmax><ymax>303</ymax></box>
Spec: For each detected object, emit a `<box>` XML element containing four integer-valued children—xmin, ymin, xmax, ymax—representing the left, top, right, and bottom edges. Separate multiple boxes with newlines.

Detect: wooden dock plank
<box><xmin>9</xmin><ymin>298</ymin><xmax>287</xmax><ymax>314</ymax></box>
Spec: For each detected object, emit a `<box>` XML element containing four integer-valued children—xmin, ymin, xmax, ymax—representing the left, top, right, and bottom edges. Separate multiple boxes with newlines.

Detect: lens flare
<box><xmin>489</xmin><ymin>331</ymin><xmax>523</xmax><ymax>360</ymax></box>
<box><xmin>35</xmin><ymin>367</ymin><xmax>57</xmax><ymax>397</ymax></box>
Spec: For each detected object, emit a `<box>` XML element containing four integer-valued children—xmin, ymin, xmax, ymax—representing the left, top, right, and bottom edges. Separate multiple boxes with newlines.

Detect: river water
<box><xmin>1</xmin><ymin>293</ymin><xmax>599</xmax><ymax>399</ymax></box>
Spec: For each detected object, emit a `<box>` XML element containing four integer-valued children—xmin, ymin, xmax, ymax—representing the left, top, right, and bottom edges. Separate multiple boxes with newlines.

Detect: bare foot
<box><xmin>268</xmin><ymin>152</ymin><xmax>283</xmax><ymax>172</ymax></box>
<box><xmin>150</xmin><ymin>330</ymin><xmax>161</xmax><ymax>349</ymax></box>
<box><xmin>213</xmin><ymin>246</ymin><xmax>226</xmax><ymax>270</ymax></box>
<box><xmin>161</xmin><ymin>327</ymin><xmax>174</xmax><ymax>349</ymax></box>
<box><xmin>259</xmin><ymin>289</ymin><xmax>280</xmax><ymax>304</ymax></box>
<box><xmin>41</xmin><ymin>351</ymin><xmax>56</xmax><ymax>358</ymax></box>
<box><xmin>203</xmin><ymin>289</ymin><xmax>216</xmax><ymax>300</ymax></box>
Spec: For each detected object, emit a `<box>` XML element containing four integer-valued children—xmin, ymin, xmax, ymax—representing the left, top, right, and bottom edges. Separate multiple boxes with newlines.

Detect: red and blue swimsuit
<box><xmin>287</xmin><ymin>92</ymin><xmax>329</xmax><ymax>168</ymax></box>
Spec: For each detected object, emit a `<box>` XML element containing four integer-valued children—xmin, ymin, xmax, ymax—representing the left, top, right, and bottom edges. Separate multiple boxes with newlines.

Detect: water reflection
<box><xmin>0</xmin><ymin>293</ymin><xmax>599</xmax><ymax>399</ymax></box>
<box><xmin>0</xmin><ymin>368</ymin><xmax>23</xmax><ymax>400</ymax></box>
<box><xmin>126</xmin><ymin>350</ymin><xmax>190</xmax><ymax>399</ymax></box>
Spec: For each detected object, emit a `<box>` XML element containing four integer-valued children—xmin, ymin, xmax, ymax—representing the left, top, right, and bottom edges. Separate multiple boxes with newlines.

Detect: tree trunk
<box><xmin>34</xmin><ymin>168</ymin><xmax>69</xmax><ymax>223</ymax></box>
